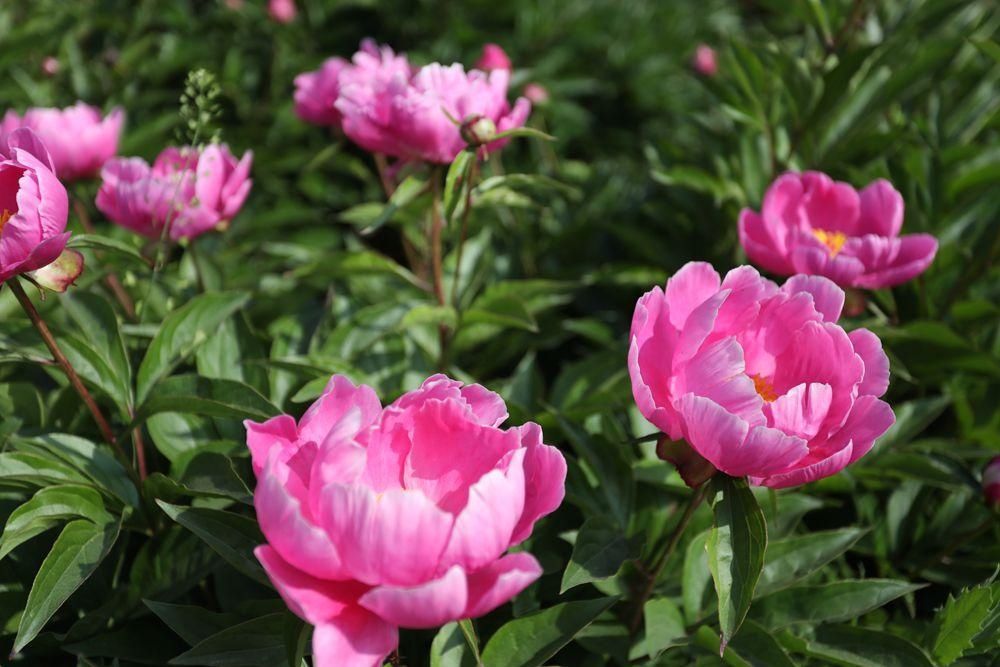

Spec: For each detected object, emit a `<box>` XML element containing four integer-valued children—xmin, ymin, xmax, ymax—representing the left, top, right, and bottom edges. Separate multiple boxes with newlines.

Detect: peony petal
<box><xmin>663</xmin><ymin>261</ymin><xmax>721</xmax><ymax>330</ymax></box>
<box><xmin>767</xmin><ymin>383</ymin><xmax>833</xmax><ymax>441</ymax></box>
<box><xmin>738</xmin><ymin>209</ymin><xmax>795</xmax><ymax>276</ymax></box>
<box><xmin>29</xmin><ymin>247</ymin><xmax>83</xmax><ymax>292</ymax></box>
<box><xmin>857</xmin><ymin>179</ymin><xmax>903</xmax><ymax>237</ymax></box>
<box><xmin>848</xmin><ymin>329</ymin><xmax>890</xmax><ymax>397</ymax></box>
<box><xmin>510</xmin><ymin>423</ymin><xmax>567</xmax><ymax>545</ymax></box>
<box><xmin>464</xmin><ymin>552</ymin><xmax>542</xmax><ymax>618</ymax></box>
<box><xmin>359</xmin><ymin>565</ymin><xmax>467</xmax><ymax>628</ymax></box>
<box><xmin>298</xmin><ymin>375</ymin><xmax>382</xmax><ymax>447</ymax></box>
<box><xmin>728</xmin><ymin>425</ymin><xmax>809</xmax><ymax>477</ymax></box>
<box><xmin>781</xmin><ymin>274</ymin><xmax>845</xmax><ymax>322</ymax></box>
<box><xmin>853</xmin><ymin>233</ymin><xmax>937</xmax><ymax>289</ymax></box>
<box><xmin>255</xmin><ymin>545</ymin><xmax>365</xmax><ymax>625</ymax></box>
<box><xmin>628</xmin><ymin>286</ymin><xmax>684</xmax><ymax>438</ymax></box>
<box><xmin>244</xmin><ymin>415</ymin><xmax>298</xmax><ymax>476</ymax></box>
<box><xmin>675</xmin><ymin>393</ymin><xmax>750</xmax><ymax>475</ymax></box>
<box><xmin>675</xmin><ymin>337</ymin><xmax>764</xmax><ymax>427</ymax></box>
<box><xmin>312</xmin><ymin>611</ymin><xmax>398</xmax><ymax>667</ymax></box>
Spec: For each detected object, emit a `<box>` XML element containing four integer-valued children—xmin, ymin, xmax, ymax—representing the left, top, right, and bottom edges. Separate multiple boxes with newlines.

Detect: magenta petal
<box><xmin>663</xmin><ymin>261</ymin><xmax>722</xmax><ymax>330</ymax></box>
<box><xmin>767</xmin><ymin>383</ymin><xmax>833</xmax><ymax>441</ymax></box>
<box><xmin>857</xmin><ymin>179</ymin><xmax>903</xmax><ymax>237</ymax></box>
<box><xmin>838</xmin><ymin>395</ymin><xmax>895</xmax><ymax>465</ymax></box>
<box><xmin>298</xmin><ymin>375</ymin><xmax>382</xmax><ymax>447</ymax></box>
<box><xmin>676</xmin><ymin>337</ymin><xmax>764</xmax><ymax>427</ymax></box>
<box><xmin>738</xmin><ymin>209</ymin><xmax>795</xmax><ymax>276</ymax></box>
<box><xmin>781</xmin><ymin>274</ymin><xmax>845</xmax><ymax>322</ymax></box>
<box><xmin>465</xmin><ymin>552</ymin><xmax>542</xmax><ymax>618</ymax></box>
<box><xmin>510</xmin><ymin>423</ymin><xmax>567</xmax><ymax>545</ymax></box>
<box><xmin>675</xmin><ymin>393</ymin><xmax>750</xmax><ymax>474</ymax></box>
<box><xmin>244</xmin><ymin>415</ymin><xmax>298</xmax><ymax>475</ymax></box>
<box><xmin>359</xmin><ymin>565</ymin><xmax>467</xmax><ymax>629</ymax></box>
<box><xmin>848</xmin><ymin>329</ymin><xmax>890</xmax><ymax>397</ymax></box>
<box><xmin>854</xmin><ymin>233</ymin><xmax>937</xmax><ymax>289</ymax></box>
<box><xmin>255</xmin><ymin>545</ymin><xmax>364</xmax><ymax>625</ymax></box>
<box><xmin>312</xmin><ymin>612</ymin><xmax>398</xmax><ymax>667</ymax></box>
<box><xmin>734</xmin><ymin>425</ymin><xmax>809</xmax><ymax>477</ymax></box>
<box><xmin>751</xmin><ymin>444</ymin><xmax>853</xmax><ymax>489</ymax></box>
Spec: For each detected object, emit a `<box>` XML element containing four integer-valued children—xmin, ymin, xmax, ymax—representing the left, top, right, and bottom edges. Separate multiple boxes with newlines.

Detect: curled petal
<box><xmin>359</xmin><ymin>565</ymin><xmax>468</xmax><ymax>628</ymax></box>
<box><xmin>465</xmin><ymin>552</ymin><xmax>543</xmax><ymax>618</ymax></box>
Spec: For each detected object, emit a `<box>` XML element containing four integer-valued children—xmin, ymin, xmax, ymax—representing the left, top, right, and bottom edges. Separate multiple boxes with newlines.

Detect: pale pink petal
<box><xmin>729</xmin><ymin>425</ymin><xmax>809</xmax><ymax>477</ymax></box>
<box><xmin>663</xmin><ymin>261</ymin><xmax>721</xmax><ymax>330</ymax></box>
<box><xmin>674</xmin><ymin>337</ymin><xmax>764</xmax><ymax>427</ymax></box>
<box><xmin>312</xmin><ymin>612</ymin><xmax>398</xmax><ymax>667</ymax></box>
<box><xmin>675</xmin><ymin>393</ymin><xmax>750</xmax><ymax>474</ymax></box>
<box><xmin>359</xmin><ymin>565</ymin><xmax>467</xmax><ymax>628</ymax></box>
<box><xmin>767</xmin><ymin>383</ymin><xmax>833</xmax><ymax>441</ymax></box>
<box><xmin>464</xmin><ymin>552</ymin><xmax>542</xmax><ymax>617</ymax></box>
<box><xmin>298</xmin><ymin>375</ymin><xmax>382</xmax><ymax>447</ymax></box>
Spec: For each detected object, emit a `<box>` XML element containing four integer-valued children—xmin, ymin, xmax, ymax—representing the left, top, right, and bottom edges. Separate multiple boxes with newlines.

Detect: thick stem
<box><xmin>72</xmin><ymin>197</ymin><xmax>137</xmax><ymax>320</ymax></box>
<box><xmin>629</xmin><ymin>483</ymin><xmax>709</xmax><ymax>633</ymax></box>
<box><xmin>430</xmin><ymin>170</ymin><xmax>449</xmax><ymax>369</ymax></box>
<box><xmin>8</xmin><ymin>278</ymin><xmax>121</xmax><ymax>454</ymax></box>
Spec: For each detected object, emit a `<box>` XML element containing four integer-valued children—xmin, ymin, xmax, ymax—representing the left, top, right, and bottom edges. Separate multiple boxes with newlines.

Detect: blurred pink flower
<box><xmin>739</xmin><ymin>172</ymin><xmax>938</xmax><ymax>289</ymax></box>
<box><xmin>294</xmin><ymin>57</ymin><xmax>350</xmax><ymax>126</ymax></box>
<box><xmin>0</xmin><ymin>128</ymin><xmax>81</xmax><ymax>290</ymax></box>
<box><xmin>523</xmin><ymin>82</ymin><xmax>550</xmax><ymax>105</ymax></box>
<box><xmin>692</xmin><ymin>44</ymin><xmax>718</xmax><ymax>77</ymax></box>
<box><xmin>629</xmin><ymin>262</ymin><xmax>895</xmax><ymax>488</ymax></box>
<box><xmin>476</xmin><ymin>43</ymin><xmax>512</xmax><ymax>72</ymax></box>
<box><xmin>985</xmin><ymin>456</ymin><xmax>1000</xmax><ymax>506</ymax></box>
<box><xmin>245</xmin><ymin>374</ymin><xmax>566</xmax><ymax>667</ymax></box>
<box><xmin>1</xmin><ymin>103</ymin><xmax>124</xmax><ymax>181</ymax></box>
<box><xmin>268</xmin><ymin>0</ymin><xmax>296</xmax><ymax>23</ymax></box>
<box><xmin>96</xmin><ymin>144</ymin><xmax>252</xmax><ymax>241</ymax></box>
<box><xmin>337</xmin><ymin>53</ymin><xmax>531</xmax><ymax>163</ymax></box>
<box><xmin>41</xmin><ymin>57</ymin><xmax>60</xmax><ymax>77</ymax></box>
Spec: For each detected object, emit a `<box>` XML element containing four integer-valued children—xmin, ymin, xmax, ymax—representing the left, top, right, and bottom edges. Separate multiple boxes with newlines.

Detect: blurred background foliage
<box><xmin>0</xmin><ymin>0</ymin><xmax>998</xmax><ymax>665</ymax></box>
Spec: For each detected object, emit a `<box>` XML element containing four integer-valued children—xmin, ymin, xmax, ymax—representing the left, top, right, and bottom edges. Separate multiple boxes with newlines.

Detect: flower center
<box><xmin>751</xmin><ymin>374</ymin><xmax>778</xmax><ymax>402</ymax></box>
<box><xmin>0</xmin><ymin>209</ymin><xmax>11</xmax><ymax>233</ymax></box>
<box><xmin>812</xmin><ymin>228</ymin><xmax>847</xmax><ymax>256</ymax></box>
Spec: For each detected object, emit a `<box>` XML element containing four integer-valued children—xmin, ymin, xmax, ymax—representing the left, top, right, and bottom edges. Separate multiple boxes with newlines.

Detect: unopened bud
<box><xmin>460</xmin><ymin>115</ymin><xmax>496</xmax><ymax>147</ymax></box>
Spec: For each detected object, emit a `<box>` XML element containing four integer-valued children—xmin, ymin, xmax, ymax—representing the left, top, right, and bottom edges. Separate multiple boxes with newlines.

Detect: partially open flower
<box><xmin>459</xmin><ymin>114</ymin><xmax>497</xmax><ymax>146</ymax></box>
<box><xmin>294</xmin><ymin>57</ymin><xmax>351</xmax><ymax>127</ymax></box>
<box><xmin>1</xmin><ymin>103</ymin><xmax>124</xmax><ymax>181</ymax></box>
<box><xmin>739</xmin><ymin>172</ymin><xmax>938</xmax><ymax>289</ymax></box>
<box><xmin>245</xmin><ymin>374</ymin><xmax>566</xmax><ymax>667</ymax></box>
<box><xmin>475</xmin><ymin>43</ymin><xmax>512</xmax><ymax>72</ymax></box>
<box><xmin>97</xmin><ymin>143</ymin><xmax>252</xmax><ymax>241</ymax></box>
<box><xmin>0</xmin><ymin>128</ymin><xmax>79</xmax><ymax>289</ymax></box>
<box><xmin>630</xmin><ymin>262</ymin><xmax>895</xmax><ymax>488</ymax></box>
<box><xmin>692</xmin><ymin>44</ymin><xmax>718</xmax><ymax>77</ymax></box>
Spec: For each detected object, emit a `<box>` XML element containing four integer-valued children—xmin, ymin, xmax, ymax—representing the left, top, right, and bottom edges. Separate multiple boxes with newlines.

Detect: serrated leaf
<box><xmin>137</xmin><ymin>292</ymin><xmax>251</xmax><ymax>402</ymax></box>
<box><xmin>930</xmin><ymin>583</ymin><xmax>996</xmax><ymax>665</ymax></box>
<box><xmin>480</xmin><ymin>597</ymin><xmax>617</xmax><ymax>667</ymax></box>
<box><xmin>14</xmin><ymin>517</ymin><xmax>121</xmax><ymax>652</ymax></box>
<box><xmin>707</xmin><ymin>475</ymin><xmax>767</xmax><ymax>649</ymax></box>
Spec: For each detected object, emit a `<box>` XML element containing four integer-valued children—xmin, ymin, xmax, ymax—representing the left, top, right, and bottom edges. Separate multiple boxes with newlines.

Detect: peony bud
<box><xmin>985</xmin><ymin>456</ymin><xmax>1000</xmax><ymax>507</ymax></box>
<box><xmin>460</xmin><ymin>114</ymin><xmax>497</xmax><ymax>146</ymax></box>
<box><xmin>41</xmin><ymin>57</ymin><xmax>60</xmax><ymax>78</ymax></box>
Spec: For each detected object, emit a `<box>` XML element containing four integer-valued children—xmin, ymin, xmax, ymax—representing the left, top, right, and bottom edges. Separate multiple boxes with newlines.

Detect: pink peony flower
<box><xmin>692</xmin><ymin>44</ymin><xmax>718</xmax><ymax>77</ymax></box>
<box><xmin>294</xmin><ymin>57</ymin><xmax>350</xmax><ymax>127</ymax></box>
<box><xmin>337</xmin><ymin>47</ymin><xmax>530</xmax><ymax>164</ymax></box>
<box><xmin>476</xmin><ymin>43</ymin><xmax>512</xmax><ymax>72</ymax></box>
<box><xmin>245</xmin><ymin>374</ymin><xmax>566</xmax><ymax>667</ymax></box>
<box><xmin>1</xmin><ymin>103</ymin><xmax>124</xmax><ymax>181</ymax></box>
<box><xmin>985</xmin><ymin>456</ymin><xmax>1000</xmax><ymax>507</ymax></box>
<box><xmin>96</xmin><ymin>144</ymin><xmax>252</xmax><ymax>241</ymax></box>
<box><xmin>268</xmin><ymin>0</ymin><xmax>296</xmax><ymax>23</ymax></box>
<box><xmin>629</xmin><ymin>261</ymin><xmax>895</xmax><ymax>488</ymax></box>
<box><xmin>0</xmin><ymin>128</ymin><xmax>81</xmax><ymax>290</ymax></box>
<box><xmin>739</xmin><ymin>172</ymin><xmax>938</xmax><ymax>290</ymax></box>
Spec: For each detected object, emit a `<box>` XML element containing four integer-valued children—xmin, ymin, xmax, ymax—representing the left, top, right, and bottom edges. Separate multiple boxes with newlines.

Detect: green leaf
<box><xmin>0</xmin><ymin>451</ymin><xmax>90</xmax><ymax>488</ymax></box>
<box><xmin>156</xmin><ymin>501</ymin><xmax>268</xmax><ymax>584</ymax></box>
<box><xmin>707</xmin><ymin>475</ymin><xmax>767</xmax><ymax>649</ymax></box>
<box><xmin>682</xmin><ymin>529</ymin><xmax>713</xmax><ymax>623</ymax></box>
<box><xmin>757</xmin><ymin>528</ymin><xmax>867</xmax><ymax>596</ymax></box>
<box><xmin>0</xmin><ymin>485</ymin><xmax>110</xmax><ymax>560</ymax></box>
<box><xmin>728</xmin><ymin>619</ymin><xmax>796</xmax><ymax>667</ymax></box>
<box><xmin>431</xmin><ymin>622</ymin><xmax>477</xmax><ymax>667</ymax></box>
<box><xmin>561</xmin><ymin>517</ymin><xmax>634</xmax><ymax>593</ymax></box>
<box><xmin>144</xmin><ymin>600</ymin><xmax>242</xmax><ymax>647</ymax></box>
<box><xmin>16</xmin><ymin>433</ymin><xmax>139</xmax><ymax>507</ymax></box>
<box><xmin>480</xmin><ymin>597</ymin><xmax>618</xmax><ymax>667</ymax></box>
<box><xmin>14</xmin><ymin>517</ymin><xmax>121</xmax><ymax>652</ymax></box>
<box><xmin>444</xmin><ymin>149</ymin><xmax>476</xmax><ymax>222</ymax></box>
<box><xmin>169</xmin><ymin>613</ymin><xmax>288</xmax><ymax>666</ymax></box>
<box><xmin>59</xmin><ymin>291</ymin><xmax>133</xmax><ymax>413</ymax></box>
<box><xmin>752</xmin><ymin>580</ymin><xmax>924</xmax><ymax>629</ymax></box>
<box><xmin>788</xmin><ymin>624</ymin><xmax>936</xmax><ymax>667</ymax></box>
<box><xmin>67</xmin><ymin>233</ymin><xmax>151</xmax><ymax>266</ymax></box>
<box><xmin>134</xmin><ymin>375</ymin><xmax>280</xmax><ymax>425</ymax></box>
<box><xmin>930</xmin><ymin>582</ymin><xmax>996</xmax><ymax>665</ymax></box>
<box><xmin>640</xmin><ymin>597</ymin><xmax>685</xmax><ymax>659</ymax></box>
<box><xmin>463</xmin><ymin>296</ymin><xmax>539</xmax><ymax>332</ymax></box>
<box><xmin>137</xmin><ymin>291</ymin><xmax>251</xmax><ymax>402</ymax></box>
<box><xmin>490</xmin><ymin>126</ymin><xmax>556</xmax><ymax>142</ymax></box>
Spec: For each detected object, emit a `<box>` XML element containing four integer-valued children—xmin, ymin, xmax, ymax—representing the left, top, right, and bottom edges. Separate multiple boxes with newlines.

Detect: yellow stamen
<box><xmin>0</xmin><ymin>209</ymin><xmax>11</xmax><ymax>233</ymax></box>
<box><xmin>812</xmin><ymin>228</ymin><xmax>847</xmax><ymax>256</ymax></box>
<box><xmin>751</xmin><ymin>374</ymin><xmax>779</xmax><ymax>403</ymax></box>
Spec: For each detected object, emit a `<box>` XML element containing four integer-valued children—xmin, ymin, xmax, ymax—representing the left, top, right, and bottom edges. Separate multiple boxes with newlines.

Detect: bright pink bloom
<box><xmin>1</xmin><ymin>103</ymin><xmax>124</xmax><ymax>181</ymax></box>
<box><xmin>268</xmin><ymin>0</ymin><xmax>296</xmax><ymax>23</ymax></box>
<box><xmin>96</xmin><ymin>144</ymin><xmax>252</xmax><ymax>241</ymax></box>
<box><xmin>0</xmin><ymin>129</ymin><xmax>80</xmax><ymax>288</ymax></box>
<box><xmin>692</xmin><ymin>44</ymin><xmax>718</xmax><ymax>77</ymax></box>
<box><xmin>739</xmin><ymin>172</ymin><xmax>938</xmax><ymax>289</ymax></box>
<box><xmin>985</xmin><ymin>456</ymin><xmax>1000</xmax><ymax>506</ymax></box>
<box><xmin>41</xmin><ymin>57</ymin><xmax>60</xmax><ymax>77</ymax></box>
<box><xmin>476</xmin><ymin>43</ymin><xmax>512</xmax><ymax>72</ymax></box>
<box><xmin>294</xmin><ymin>57</ymin><xmax>350</xmax><ymax>127</ymax></box>
<box><xmin>337</xmin><ymin>47</ymin><xmax>530</xmax><ymax>164</ymax></box>
<box><xmin>629</xmin><ymin>262</ymin><xmax>895</xmax><ymax>488</ymax></box>
<box><xmin>246</xmin><ymin>374</ymin><xmax>566</xmax><ymax>667</ymax></box>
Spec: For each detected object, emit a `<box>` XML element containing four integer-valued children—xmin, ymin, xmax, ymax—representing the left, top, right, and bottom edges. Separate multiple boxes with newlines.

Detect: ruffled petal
<box><xmin>358</xmin><ymin>565</ymin><xmax>467</xmax><ymax>628</ymax></box>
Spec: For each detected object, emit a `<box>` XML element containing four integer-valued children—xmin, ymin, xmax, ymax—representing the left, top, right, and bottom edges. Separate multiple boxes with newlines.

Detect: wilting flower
<box><xmin>739</xmin><ymin>172</ymin><xmax>938</xmax><ymax>289</ymax></box>
<box><xmin>476</xmin><ymin>43</ymin><xmax>512</xmax><ymax>72</ymax></box>
<box><xmin>294</xmin><ymin>57</ymin><xmax>350</xmax><ymax>127</ymax></box>
<box><xmin>692</xmin><ymin>44</ymin><xmax>718</xmax><ymax>77</ymax></box>
<box><xmin>629</xmin><ymin>262</ymin><xmax>895</xmax><ymax>488</ymax></box>
<box><xmin>245</xmin><ymin>374</ymin><xmax>566</xmax><ymax>667</ymax></box>
<box><xmin>0</xmin><ymin>103</ymin><xmax>124</xmax><ymax>181</ymax></box>
<box><xmin>96</xmin><ymin>144</ymin><xmax>252</xmax><ymax>241</ymax></box>
<box><xmin>0</xmin><ymin>128</ymin><xmax>81</xmax><ymax>290</ymax></box>
<box><xmin>267</xmin><ymin>0</ymin><xmax>296</xmax><ymax>23</ymax></box>
<box><xmin>337</xmin><ymin>45</ymin><xmax>530</xmax><ymax>164</ymax></box>
<box><xmin>984</xmin><ymin>457</ymin><xmax>1000</xmax><ymax>507</ymax></box>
